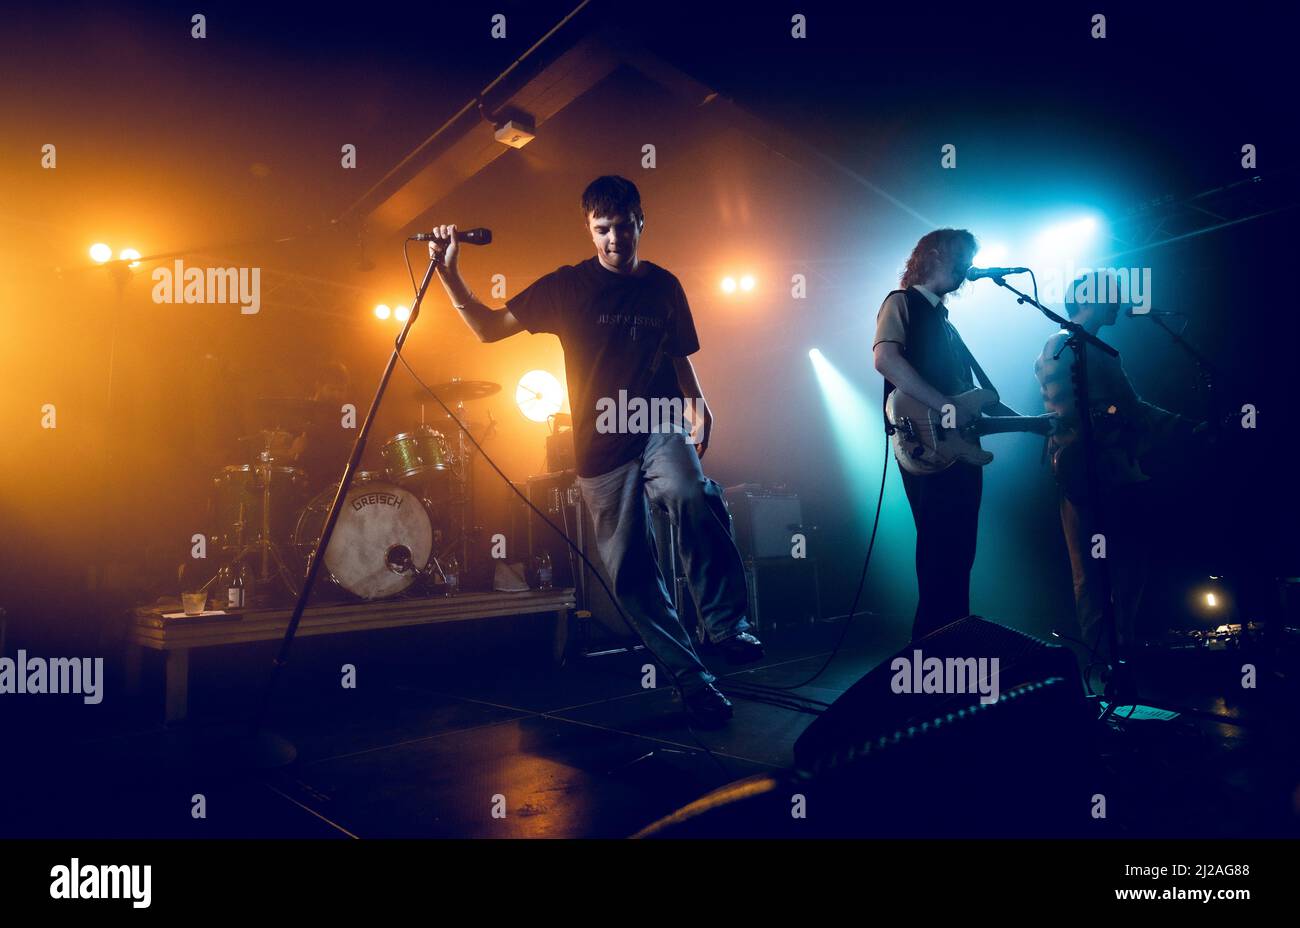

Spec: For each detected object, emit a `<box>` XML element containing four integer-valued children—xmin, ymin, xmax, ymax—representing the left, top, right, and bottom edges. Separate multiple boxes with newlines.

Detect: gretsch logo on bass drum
<box><xmin>352</xmin><ymin>492</ymin><xmax>403</xmax><ymax>511</ymax></box>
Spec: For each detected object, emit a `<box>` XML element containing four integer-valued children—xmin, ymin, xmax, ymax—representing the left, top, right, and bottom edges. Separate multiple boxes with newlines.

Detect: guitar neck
<box><xmin>975</xmin><ymin>415</ymin><xmax>1053</xmax><ymax>437</ymax></box>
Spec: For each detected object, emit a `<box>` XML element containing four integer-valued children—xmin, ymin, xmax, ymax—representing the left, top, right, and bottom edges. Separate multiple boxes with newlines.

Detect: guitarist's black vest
<box><xmin>881</xmin><ymin>287</ymin><xmax>977</xmax><ymax>415</ymax></box>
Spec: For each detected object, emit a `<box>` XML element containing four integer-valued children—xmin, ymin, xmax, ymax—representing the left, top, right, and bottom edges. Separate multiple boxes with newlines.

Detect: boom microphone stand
<box><xmin>238</xmin><ymin>253</ymin><xmax>444</xmax><ymax>766</ymax></box>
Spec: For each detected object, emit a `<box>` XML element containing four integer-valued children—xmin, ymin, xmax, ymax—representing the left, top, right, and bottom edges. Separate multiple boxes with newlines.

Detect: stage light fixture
<box><xmin>118</xmin><ymin>248</ymin><xmax>141</xmax><ymax>269</ymax></box>
<box><xmin>374</xmin><ymin>304</ymin><xmax>392</xmax><ymax>320</ymax></box>
<box><xmin>1032</xmin><ymin>215</ymin><xmax>1100</xmax><ymax>266</ymax></box>
<box><xmin>973</xmin><ymin>243</ymin><xmax>1009</xmax><ymax>266</ymax></box>
<box><xmin>740</xmin><ymin>274</ymin><xmax>756</xmax><ymax>292</ymax></box>
<box><xmin>516</xmin><ymin>369</ymin><xmax>564</xmax><ymax>423</ymax></box>
<box><xmin>90</xmin><ymin>243</ymin><xmax>112</xmax><ymax>264</ymax></box>
<box><xmin>394</xmin><ymin>305</ymin><xmax>410</xmax><ymax>322</ymax></box>
<box><xmin>721</xmin><ymin>276</ymin><xmax>737</xmax><ymax>293</ymax></box>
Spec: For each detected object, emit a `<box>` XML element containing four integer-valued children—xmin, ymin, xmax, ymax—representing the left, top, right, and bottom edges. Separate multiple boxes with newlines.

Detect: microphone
<box><xmin>965</xmin><ymin>266</ymin><xmax>1029</xmax><ymax>281</ymax></box>
<box><xmin>410</xmin><ymin>228</ymin><xmax>492</xmax><ymax>245</ymax></box>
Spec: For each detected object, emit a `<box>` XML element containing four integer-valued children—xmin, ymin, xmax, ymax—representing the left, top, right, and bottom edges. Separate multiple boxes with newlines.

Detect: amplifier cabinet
<box><xmin>723</xmin><ymin>485</ymin><xmax>805</xmax><ymax>560</ymax></box>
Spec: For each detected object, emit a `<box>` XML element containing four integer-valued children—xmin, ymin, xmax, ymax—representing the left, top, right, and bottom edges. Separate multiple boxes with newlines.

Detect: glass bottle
<box><xmin>224</xmin><ymin>561</ymin><xmax>250</xmax><ymax>610</ymax></box>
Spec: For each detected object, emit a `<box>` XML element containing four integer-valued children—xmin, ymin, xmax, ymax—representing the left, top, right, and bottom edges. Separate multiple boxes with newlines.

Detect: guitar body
<box><xmin>887</xmin><ymin>388</ymin><xmax>997</xmax><ymax>475</ymax></box>
<box><xmin>887</xmin><ymin>388</ymin><xmax>1056</xmax><ymax>476</ymax></box>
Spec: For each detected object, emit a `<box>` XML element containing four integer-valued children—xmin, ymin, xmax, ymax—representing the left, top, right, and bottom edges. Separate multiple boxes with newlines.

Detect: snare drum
<box><xmin>291</xmin><ymin>479</ymin><xmax>433</xmax><ymax>600</ymax></box>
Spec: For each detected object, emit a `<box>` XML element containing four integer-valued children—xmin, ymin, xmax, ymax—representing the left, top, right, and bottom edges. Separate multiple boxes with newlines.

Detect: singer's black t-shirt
<box><xmin>506</xmin><ymin>256</ymin><xmax>700</xmax><ymax>477</ymax></box>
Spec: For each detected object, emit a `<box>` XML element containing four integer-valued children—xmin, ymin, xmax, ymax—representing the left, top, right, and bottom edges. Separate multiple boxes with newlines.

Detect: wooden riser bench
<box><xmin>126</xmin><ymin>589</ymin><xmax>576</xmax><ymax>722</ymax></box>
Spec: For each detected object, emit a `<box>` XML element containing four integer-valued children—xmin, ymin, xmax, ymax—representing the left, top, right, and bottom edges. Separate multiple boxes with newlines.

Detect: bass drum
<box><xmin>291</xmin><ymin>478</ymin><xmax>433</xmax><ymax>600</ymax></box>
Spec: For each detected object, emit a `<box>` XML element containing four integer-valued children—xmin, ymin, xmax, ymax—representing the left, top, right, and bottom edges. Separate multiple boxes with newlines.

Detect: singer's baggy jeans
<box><xmin>575</xmin><ymin>430</ymin><xmax>753</xmax><ymax>695</ymax></box>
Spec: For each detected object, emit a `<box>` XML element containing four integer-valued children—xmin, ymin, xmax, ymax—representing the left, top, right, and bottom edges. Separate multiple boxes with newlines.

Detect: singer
<box><xmin>872</xmin><ymin>229</ymin><xmax>1021</xmax><ymax>640</ymax></box>
<box><xmin>425</xmin><ymin>175</ymin><xmax>763</xmax><ymax>727</ymax></box>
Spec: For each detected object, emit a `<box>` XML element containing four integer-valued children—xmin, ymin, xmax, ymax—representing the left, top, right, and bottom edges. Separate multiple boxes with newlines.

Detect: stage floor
<box><xmin>4</xmin><ymin>615</ymin><xmax>1296</xmax><ymax>839</ymax></box>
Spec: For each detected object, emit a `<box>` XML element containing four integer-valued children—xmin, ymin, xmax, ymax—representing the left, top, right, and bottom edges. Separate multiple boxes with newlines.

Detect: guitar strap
<box><xmin>953</xmin><ymin>327</ymin><xmax>1053</xmax><ymax>466</ymax></box>
<box><xmin>953</xmin><ymin>331</ymin><xmax>998</xmax><ymax>396</ymax></box>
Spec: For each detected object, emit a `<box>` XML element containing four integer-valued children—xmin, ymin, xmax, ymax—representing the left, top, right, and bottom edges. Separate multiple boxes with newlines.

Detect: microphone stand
<box><xmin>1139</xmin><ymin>313</ymin><xmax>1221</xmax><ymax>435</ymax></box>
<box><xmin>988</xmin><ymin>277</ymin><xmax>1133</xmax><ymax>716</ymax></box>
<box><xmin>233</xmin><ymin>255</ymin><xmax>443</xmax><ymax>768</ymax></box>
<box><xmin>1133</xmin><ymin>314</ymin><xmax>1239</xmax><ymax>650</ymax></box>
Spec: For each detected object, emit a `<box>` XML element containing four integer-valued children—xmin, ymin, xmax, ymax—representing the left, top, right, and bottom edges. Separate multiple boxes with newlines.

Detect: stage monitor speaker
<box><xmin>745</xmin><ymin>557</ymin><xmax>821</xmax><ymax>632</ymax></box>
<box><xmin>636</xmin><ymin>673</ymin><xmax>1097</xmax><ymax>838</ymax></box>
<box><xmin>793</xmin><ymin>615</ymin><xmax>1084</xmax><ymax>772</ymax></box>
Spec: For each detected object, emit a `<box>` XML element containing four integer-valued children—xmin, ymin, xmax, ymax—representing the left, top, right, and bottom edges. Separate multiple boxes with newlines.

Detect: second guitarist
<box><xmin>873</xmin><ymin>229</ymin><xmax>1022</xmax><ymax>640</ymax></box>
<box><xmin>1034</xmin><ymin>271</ymin><xmax>1191</xmax><ymax>666</ymax></box>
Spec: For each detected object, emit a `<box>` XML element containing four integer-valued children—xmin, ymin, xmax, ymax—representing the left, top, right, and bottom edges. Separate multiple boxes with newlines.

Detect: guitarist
<box><xmin>873</xmin><ymin>229</ymin><xmax>1021</xmax><ymax>641</ymax></box>
<box><xmin>1034</xmin><ymin>272</ymin><xmax>1188</xmax><ymax>665</ymax></box>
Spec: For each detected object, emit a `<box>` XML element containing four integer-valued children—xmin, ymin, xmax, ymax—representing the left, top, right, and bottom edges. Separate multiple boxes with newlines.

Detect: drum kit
<box><xmin>205</xmin><ymin>379</ymin><xmax>501</xmax><ymax>605</ymax></box>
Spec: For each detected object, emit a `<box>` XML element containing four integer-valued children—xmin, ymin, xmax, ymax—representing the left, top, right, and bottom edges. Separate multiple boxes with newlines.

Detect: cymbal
<box><xmin>236</xmin><ymin>428</ymin><xmax>296</xmax><ymax>447</ymax></box>
<box><xmin>411</xmin><ymin>380</ymin><xmax>501</xmax><ymax>404</ymax></box>
<box><xmin>422</xmin><ymin>416</ymin><xmax>489</xmax><ymax>433</ymax></box>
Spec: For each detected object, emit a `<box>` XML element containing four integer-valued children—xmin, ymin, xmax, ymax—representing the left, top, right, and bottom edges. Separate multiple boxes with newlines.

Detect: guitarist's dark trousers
<box><xmin>1059</xmin><ymin>482</ymin><xmax>1151</xmax><ymax>663</ymax></box>
<box><xmin>900</xmin><ymin>460</ymin><xmax>983</xmax><ymax>640</ymax></box>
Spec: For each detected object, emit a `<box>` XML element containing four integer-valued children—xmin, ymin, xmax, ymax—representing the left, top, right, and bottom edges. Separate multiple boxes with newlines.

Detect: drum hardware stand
<box><xmin>219</xmin><ymin>455</ymin><xmax>303</xmax><ymax>604</ymax></box>
<box><xmin>474</xmin><ymin>410</ymin><xmax>499</xmax><ymax>581</ymax></box>
<box><xmin>453</xmin><ymin>394</ymin><xmax>475</xmax><ymax>578</ymax></box>
<box><xmin>406</xmin><ymin>382</ymin><xmax>499</xmax><ymax>590</ymax></box>
<box><xmin>413</xmin><ymin>526</ymin><xmax>453</xmax><ymax>594</ymax></box>
<box><xmin>449</xmin><ymin>398</ymin><xmax>496</xmax><ymax>587</ymax></box>
<box><xmin>423</xmin><ymin>556</ymin><xmax>452</xmax><ymax>591</ymax></box>
<box><xmin>211</xmin><ymin>432</ymin><xmax>304</xmax><ymax>605</ymax></box>
<box><xmin>246</xmin><ymin>252</ymin><xmax>445</xmax><ymax>766</ymax></box>
<box><xmin>560</xmin><ymin>485</ymin><xmax>644</xmax><ymax>661</ymax></box>
<box><xmin>412</xmin><ymin>394</ymin><xmax>475</xmax><ymax>585</ymax></box>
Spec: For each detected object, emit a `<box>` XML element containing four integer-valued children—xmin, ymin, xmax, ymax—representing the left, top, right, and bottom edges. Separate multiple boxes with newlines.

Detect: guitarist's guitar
<box><xmin>1050</xmin><ymin>401</ymin><xmax>1214</xmax><ymax>503</ymax></box>
<box><xmin>886</xmin><ymin>387</ymin><xmax>1057</xmax><ymax>476</ymax></box>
